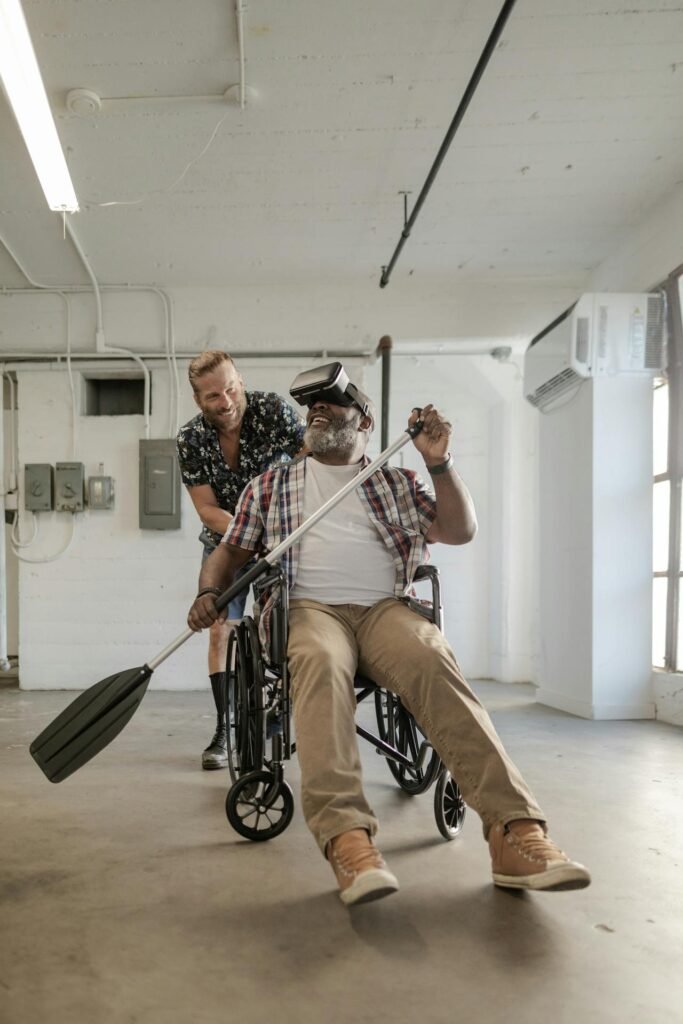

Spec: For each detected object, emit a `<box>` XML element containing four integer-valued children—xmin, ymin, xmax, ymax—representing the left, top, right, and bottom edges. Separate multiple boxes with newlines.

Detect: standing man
<box><xmin>176</xmin><ymin>350</ymin><xmax>305</xmax><ymax>769</ymax></box>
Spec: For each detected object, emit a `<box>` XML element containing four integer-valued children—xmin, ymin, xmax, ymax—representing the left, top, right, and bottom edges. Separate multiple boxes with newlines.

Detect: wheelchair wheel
<box><xmin>225</xmin><ymin>631</ymin><xmax>240</xmax><ymax>784</ymax></box>
<box><xmin>225</xmin><ymin>770</ymin><xmax>294</xmax><ymax>841</ymax></box>
<box><xmin>374</xmin><ymin>690</ymin><xmax>441</xmax><ymax>795</ymax></box>
<box><xmin>433</xmin><ymin>769</ymin><xmax>466</xmax><ymax>841</ymax></box>
<box><xmin>226</xmin><ymin>620</ymin><xmax>265</xmax><ymax>784</ymax></box>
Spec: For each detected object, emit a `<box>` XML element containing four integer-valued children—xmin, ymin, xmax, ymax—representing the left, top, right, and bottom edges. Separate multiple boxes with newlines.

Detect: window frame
<box><xmin>656</xmin><ymin>266</ymin><xmax>683</xmax><ymax>669</ymax></box>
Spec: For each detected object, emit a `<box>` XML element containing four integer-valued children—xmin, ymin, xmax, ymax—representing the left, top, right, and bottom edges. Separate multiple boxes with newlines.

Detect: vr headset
<box><xmin>289</xmin><ymin>362</ymin><xmax>371</xmax><ymax>417</ymax></box>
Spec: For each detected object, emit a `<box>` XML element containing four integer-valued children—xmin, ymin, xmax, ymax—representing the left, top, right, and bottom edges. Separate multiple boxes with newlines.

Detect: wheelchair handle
<box><xmin>407</xmin><ymin>410</ymin><xmax>424</xmax><ymax>439</ymax></box>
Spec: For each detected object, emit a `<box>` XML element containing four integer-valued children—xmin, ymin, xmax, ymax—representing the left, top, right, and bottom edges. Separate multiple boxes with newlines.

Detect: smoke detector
<box><xmin>65</xmin><ymin>89</ymin><xmax>102</xmax><ymax>116</ymax></box>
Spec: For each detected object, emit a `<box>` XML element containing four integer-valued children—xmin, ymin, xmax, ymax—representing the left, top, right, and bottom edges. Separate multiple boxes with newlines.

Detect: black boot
<box><xmin>202</xmin><ymin>672</ymin><xmax>228</xmax><ymax>770</ymax></box>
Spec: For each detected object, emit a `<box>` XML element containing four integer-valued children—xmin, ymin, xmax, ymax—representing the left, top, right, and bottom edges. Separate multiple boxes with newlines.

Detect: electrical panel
<box><xmin>87</xmin><ymin>475</ymin><xmax>115</xmax><ymax>510</ymax></box>
<box><xmin>24</xmin><ymin>464</ymin><xmax>54</xmax><ymax>511</ymax></box>
<box><xmin>139</xmin><ymin>439</ymin><xmax>181</xmax><ymax>530</ymax></box>
<box><xmin>55</xmin><ymin>462</ymin><xmax>85</xmax><ymax>513</ymax></box>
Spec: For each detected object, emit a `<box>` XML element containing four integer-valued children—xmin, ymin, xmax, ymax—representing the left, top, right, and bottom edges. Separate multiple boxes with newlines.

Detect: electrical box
<box><xmin>139</xmin><ymin>439</ymin><xmax>181</xmax><ymax>530</ymax></box>
<box><xmin>87</xmin><ymin>475</ymin><xmax>115</xmax><ymax>510</ymax></box>
<box><xmin>55</xmin><ymin>462</ymin><xmax>85</xmax><ymax>513</ymax></box>
<box><xmin>24</xmin><ymin>464</ymin><xmax>54</xmax><ymax>511</ymax></box>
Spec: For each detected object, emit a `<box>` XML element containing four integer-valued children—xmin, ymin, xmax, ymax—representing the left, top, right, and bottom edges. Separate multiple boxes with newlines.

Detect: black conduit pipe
<box><xmin>379</xmin><ymin>0</ymin><xmax>519</xmax><ymax>288</ymax></box>
<box><xmin>378</xmin><ymin>335</ymin><xmax>392</xmax><ymax>450</ymax></box>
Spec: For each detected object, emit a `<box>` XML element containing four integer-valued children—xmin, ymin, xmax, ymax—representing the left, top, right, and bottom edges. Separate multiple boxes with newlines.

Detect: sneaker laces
<box><xmin>508</xmin><ymin>826</ymin><xmax>566</xmax><ymax>862</ymax></box>
<box><xmin>331</xmin><ymin>836</ymin><xmax>385</xmax><ymax>879</ymax></box>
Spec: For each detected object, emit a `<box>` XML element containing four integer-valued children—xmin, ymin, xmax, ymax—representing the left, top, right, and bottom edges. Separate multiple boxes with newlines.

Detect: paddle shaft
<box><xmin>147</xmin><ymin>424</ymin><xmax>421</xmax><ymax>671</ymax></box>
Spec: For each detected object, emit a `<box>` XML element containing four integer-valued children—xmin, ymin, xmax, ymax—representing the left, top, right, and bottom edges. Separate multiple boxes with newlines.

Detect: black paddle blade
<box><xmin>29</xmin><ymin>665</ymin><xmax>153</xmax><ymax>783</ymax></box>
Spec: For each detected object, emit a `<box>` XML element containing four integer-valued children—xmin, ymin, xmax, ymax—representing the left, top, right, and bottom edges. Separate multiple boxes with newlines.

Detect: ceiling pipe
<box><xmin>377</xmin><ymin>335</ymin><xmax>392</xmax><ymax>450</ymax></box>
<box><xmin>0</xmin><ymin>363</ymin><xmax>12</xmax><ymax>671</ymax></box>
<box><xmin>0</xmin><ymin>351</ymin><xmax>376</xmax><ymax>374</ymax></box>
<box><xmin>235</xmin><ymin>0</ymin><xmax>247</xmax><ymax>110</ymax></box>
<box><xmin>0</xmin><ymin>230</ymin><xmax>181</xmax><ymax>435</ymax></box>
<box><xmin>379</xmin><ymin>0</ymin><xmax>518</xmax><ymax>288</ymax></box>
<box><xmin>389</xmin><ymin>338</ymin><xmax>522</xmax><ymax>357</ymax></box>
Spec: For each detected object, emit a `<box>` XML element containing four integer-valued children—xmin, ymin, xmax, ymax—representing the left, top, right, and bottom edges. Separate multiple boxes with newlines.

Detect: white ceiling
<box><xmin>1</xmin><ymin>0</ymin><xmax>682</xmax><ymax>294</ymax></box>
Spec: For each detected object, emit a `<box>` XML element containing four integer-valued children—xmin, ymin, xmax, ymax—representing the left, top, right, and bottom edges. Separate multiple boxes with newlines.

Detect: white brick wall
<box><xmin>2</xmin><ymin>288</ymin><xmax>539</xmax><ymax>690</ymax></box>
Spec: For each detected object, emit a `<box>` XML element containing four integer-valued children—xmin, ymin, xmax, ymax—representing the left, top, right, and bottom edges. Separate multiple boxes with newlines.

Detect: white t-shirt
<box><xmin>290</xmin><ymin>458</ymin><xmax>397</xmax><ymax>605</ymax></box>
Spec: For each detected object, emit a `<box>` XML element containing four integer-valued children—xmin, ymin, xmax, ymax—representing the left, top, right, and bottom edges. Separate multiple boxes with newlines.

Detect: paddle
<box><xmin>30</xmin><ymin>422</ymin><xmax>422</xmax><ymax>782</ymax></box>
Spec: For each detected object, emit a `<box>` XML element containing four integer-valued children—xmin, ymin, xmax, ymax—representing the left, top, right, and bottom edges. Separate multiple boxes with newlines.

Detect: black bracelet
<box><xmin>426</xmin><ymin>453</ymin><xmax>453</xmax><ymax>476</ymax></box>
<box><xmin>196</xmin><ymin>587</ymin><xmax>221</xmax><ymax>599</ymax></box>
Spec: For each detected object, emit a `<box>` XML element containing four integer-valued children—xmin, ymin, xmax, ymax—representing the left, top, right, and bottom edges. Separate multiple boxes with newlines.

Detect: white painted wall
<box><xmin>0</xmin><ymin>279</ymin><xmax>578</xmax><ymax>359</ymax></box>
<box><xmin>366</xmin><ymin>352</ymin><xmax>538</xmax><ymax>682</ymax></box>
<box><xmin>9</xmin><ymin>359</ymin><xmax>359</xmax><ymax>691</ymax></box>
<box><xmin>536</xmin><ymin>375</ymin><xmax>654</xmax><ymax>719</ymax></box>
<box><xmin>588</xmin><ymin>182</ymin><xmax>683</xmax><ymax>724</ymax></box>
<box><xmin>0</xmin><ymin>285</ymin><xmax>538</xmax><ymax>690</ymax></box>
<box><xmin>3</xmin><ymin>405</ymin><xmax>19</xmax><ymax>657</ymax></box>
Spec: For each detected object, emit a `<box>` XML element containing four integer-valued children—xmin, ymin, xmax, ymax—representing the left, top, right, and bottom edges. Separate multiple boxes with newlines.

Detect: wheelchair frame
<box><xmin>223</xmin><ymin>564</ymin><xmax>466</xmax><ymax>844</ymax></box>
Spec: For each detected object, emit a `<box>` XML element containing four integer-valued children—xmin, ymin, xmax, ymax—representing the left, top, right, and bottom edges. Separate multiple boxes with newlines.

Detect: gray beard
<box><xmin>304</xmin><ymin>419</ymin><xmax>359</xmax><ymax>457</ymax></box>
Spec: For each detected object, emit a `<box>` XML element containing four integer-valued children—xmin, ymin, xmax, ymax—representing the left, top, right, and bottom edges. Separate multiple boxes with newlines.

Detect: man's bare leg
<box><xmin>202</xmin><ymin>618</ymin><xmax>237</xmax><ymax>770</ymax></box>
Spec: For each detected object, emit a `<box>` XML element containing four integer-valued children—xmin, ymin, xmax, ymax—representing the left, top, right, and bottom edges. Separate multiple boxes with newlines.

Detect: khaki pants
<box><xmin>287</xmin><ymin>598</ymin><xmax>544</xmax><ymax>855</ymax></box>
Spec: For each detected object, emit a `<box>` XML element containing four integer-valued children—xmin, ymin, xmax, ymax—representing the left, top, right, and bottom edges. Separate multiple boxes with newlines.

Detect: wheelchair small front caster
<box><xmin>225</xmin><ymin>770</ymin><xmax>294</xmax><ymax>842</ymax></box>
<box><xmin>434</xmin><ymin>769</ymin><xmax>466</xmax><ymax>841</ymax></box>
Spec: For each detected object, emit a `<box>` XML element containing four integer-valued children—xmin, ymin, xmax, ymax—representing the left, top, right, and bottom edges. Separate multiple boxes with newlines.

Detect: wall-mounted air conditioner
<box><xmin>524</xmin><ymin>292</ymin><xmax>666</xmax><ymax>410</ymax></box>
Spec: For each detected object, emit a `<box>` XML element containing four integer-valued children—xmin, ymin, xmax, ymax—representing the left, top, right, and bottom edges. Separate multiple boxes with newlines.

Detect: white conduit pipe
<box><xmin>64</xmin><ymin>220</ymin><xmax>151</xmax><ymax>438</ymax></box>
<box><xmin>0</xmin><ymin>227</ymin><xmax>154</xmax><ymax>438</ymax></box>
<box><xmin>12</xmin><ymin>515</ymin><xmax>77</xmax><ymax>564</ymax></box>
<box><xmin>235</xmin><ymin>0</ymin><xmax>247</xmax><ymax>110</ymax></box>
<box><xmin>0</xmin><ymin>363</ymin><xmax>12</xmax><ymax>670</ymax></box>
<box><xmin>4</xmin><ymin>370</ymin><xmax>17</xmax><ymax>490</ymax></box>
<box><xmin>0</xmin><ymin>283</ymin><xmax>176</xmax><ymax>433</ymax></box>
<box><xmin>64</xmin><ymin>219</ymin><xmax>104</xmax><ymax>341</ymax></box>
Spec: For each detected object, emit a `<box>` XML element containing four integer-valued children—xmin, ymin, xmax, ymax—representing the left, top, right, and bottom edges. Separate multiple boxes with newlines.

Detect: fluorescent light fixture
<box><xmin>0</xmin><ymin>0</ymin><xmax>79</xmax><ymax>212</ymax></box>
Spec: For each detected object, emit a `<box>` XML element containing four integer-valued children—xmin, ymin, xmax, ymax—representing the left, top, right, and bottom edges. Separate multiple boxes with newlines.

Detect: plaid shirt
<box><xmin>224</xmin><ymin>454</ymin><xmax>437</xmax><ymax>644</ymax></box>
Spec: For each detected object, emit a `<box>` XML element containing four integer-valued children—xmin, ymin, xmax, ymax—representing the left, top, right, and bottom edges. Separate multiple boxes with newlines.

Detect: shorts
<box><xmin>199</xmin><ymin>529</ymin><xmax>252</xmax><ymax>621</ymax></box>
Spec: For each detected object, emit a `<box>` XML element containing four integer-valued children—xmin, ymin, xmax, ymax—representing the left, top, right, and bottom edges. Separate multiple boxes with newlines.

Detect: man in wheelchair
<box><xmin>188</xmin><ymin>363</ymin><xmax>591</xmax><ymax>906</ymax></box>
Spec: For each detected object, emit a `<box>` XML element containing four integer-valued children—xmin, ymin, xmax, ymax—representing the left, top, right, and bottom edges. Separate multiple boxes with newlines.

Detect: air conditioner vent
<box><xmin>645</xmin><ymin>295</ymin><xmax>666</xmax><ymax>370</ymax></box>
<box><xmin>527</xmin><ymin>367</ymin><xmax>583</xmax><ymax>408</ymax></box>
<box><xmin>575</xmin><ymin>317</ymin><xmax>590</xmax><ymax>364</ymax></box>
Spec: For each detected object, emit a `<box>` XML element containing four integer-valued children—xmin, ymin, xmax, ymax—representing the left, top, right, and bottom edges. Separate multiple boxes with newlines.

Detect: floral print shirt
<box><xmin>176</xmin><ymin>390</ymin><xmax>306</xmax><ymax>543</ymax></box>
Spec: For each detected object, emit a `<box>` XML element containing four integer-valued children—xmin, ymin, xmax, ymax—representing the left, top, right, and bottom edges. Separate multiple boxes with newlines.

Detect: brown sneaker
<box><xmin>327</xmin><ymin>829</ymin><xmax>399</xmax><ymax>906</ymax></box>
<box><xmin>489</xmin><ymin>819</ymin><xmax>591</xmax><ymax>892</ymax></box>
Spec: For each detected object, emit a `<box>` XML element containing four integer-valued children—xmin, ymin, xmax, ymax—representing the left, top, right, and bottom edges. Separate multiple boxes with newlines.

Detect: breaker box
<box><xmin>24</xmin><ymin>464</ymin><xmax>54</xmax><ymax>511</ymax></box>
<box><xmin>55</xmin><ymin>463</ymin><xmax>85</xmax><ymax>512</ymax></box>
<box><xmin>139</xmin><ymin>439</ymin><xmax>181</xmax><ymax>530</ymax></box>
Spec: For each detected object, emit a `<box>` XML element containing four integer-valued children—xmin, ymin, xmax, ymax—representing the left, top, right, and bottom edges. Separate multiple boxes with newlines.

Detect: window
<box><xmin>81</xmin><ymin>373</ymin><xmax>149</xmax><ymax>416</ymax></box>
<box><xmin>653</xmin><ymin>269</ymin><xmax>683</xmax><ymax>668</ymax></box>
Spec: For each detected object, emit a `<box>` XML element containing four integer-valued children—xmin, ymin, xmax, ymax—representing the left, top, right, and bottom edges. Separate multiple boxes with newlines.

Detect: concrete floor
<box><xmin>1</xmin><ymin>680</ymin><xmax>681</xmax><ymax>1024</ymax></box>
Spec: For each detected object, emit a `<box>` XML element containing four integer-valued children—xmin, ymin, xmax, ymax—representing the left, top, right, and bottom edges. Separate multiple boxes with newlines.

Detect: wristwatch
<box><xmin>426</xmin><ymin>453</ymin><xmax>453</xmax><ymax>476</ymax></box>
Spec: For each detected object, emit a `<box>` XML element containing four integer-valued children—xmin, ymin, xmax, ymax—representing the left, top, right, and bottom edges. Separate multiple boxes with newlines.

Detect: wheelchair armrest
<box><xmin>413</xmin><ymin>564</ymin><xmax>440</xmax><ymax>583</ymax></box>
<box><xmin>409</xmin><ymin>564</ymin><xmax>443</xmax><ymax>631</ymax></box>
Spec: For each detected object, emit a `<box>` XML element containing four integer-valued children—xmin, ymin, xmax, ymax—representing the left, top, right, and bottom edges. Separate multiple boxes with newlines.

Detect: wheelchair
<box><xmin>223</xmin><ymin>564</ymin><xmax>466</xmax><ymax>844</ymax></box>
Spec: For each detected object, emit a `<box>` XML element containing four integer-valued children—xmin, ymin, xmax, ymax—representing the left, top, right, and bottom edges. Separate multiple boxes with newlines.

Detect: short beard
<box><xmin>305</xmin><ymin>415</ymin><xmax>360</xmax><ymax>458</ymax></box>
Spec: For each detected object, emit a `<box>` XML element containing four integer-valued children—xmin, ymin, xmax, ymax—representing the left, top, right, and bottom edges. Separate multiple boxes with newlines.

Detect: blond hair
<box><xmin>187</xmin><ymin>350</ymin><xmax>236</xmax><ymax>393</ymax></box>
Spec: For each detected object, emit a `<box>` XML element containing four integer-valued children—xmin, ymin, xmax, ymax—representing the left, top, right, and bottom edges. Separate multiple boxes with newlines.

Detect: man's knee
<box><xmin>208</xmin><ymin>619</ymin><xmax>234</xmax><ymax>649</ymax></box>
